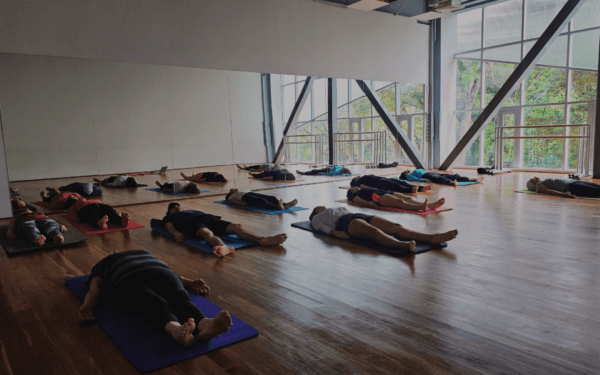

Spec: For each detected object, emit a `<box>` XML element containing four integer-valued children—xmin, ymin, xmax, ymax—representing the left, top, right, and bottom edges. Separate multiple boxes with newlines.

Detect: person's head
<box><xmin>125</xmin><ymin>177</ymin><xmax>138</xmax><ymax>187</ymax></box>
<box><xmin>214</xmin><ymin>173</ymin><xmax>227</xmax><ymax>183</ymax></box>
<box><xmin>350</xmin><ymin>176</ymin><xmax>361</xmax><ymax>187</ymax></box>
<box><xmin>17</xmin><ymin>208</ymin><xmax>35</xmax><ymax>216</ymax></box>
<box><xmin>284</xmin><ymin>173</ymin><xmax>295</xmax><ymax>181</ymax></box>
<box><xmin>167</xmin><ymin>202</ymin><xmax>181</xmax><ymax>216</ymax></box>
<box><xmin>63</xmin><ymin>195</ymin><xmax>79</xmax><ymax>209</ymax></box>
<box><xmin>341</xmin><ymin>167</ymin><xmax>352</xmax><ymax>175</ymax></box>
<box><xmin>185</xmin><ymin>182</ymin><xmax>201</xmax><ymax>194</ymax></box>
<box><xmin>400</xmin><ymin>170</ymin><xmax>410</xmax><ymax>179</ymax></box>
<box><xmin>347</xmin><ymin>187</ymin><xmax>360</xmax><ymax>200</ymax></box>
<box><xmin>526</xmin><ymin>177</ymin><xmax>541</xmax><ymax>191</ymax></box>
<box><xmin>309</xmin><ymin>206</ymin><xmax>327</xmax><ymax>222</ymax></box>
<box><xmin>11</xmin><ymin>198</ymin><xmax>26</xmax><ymax>209</ymax></box>
<box><xmin>225</xmin><ymin>188</ymin><xmax>238</xmax><ymax>201</ymax></box>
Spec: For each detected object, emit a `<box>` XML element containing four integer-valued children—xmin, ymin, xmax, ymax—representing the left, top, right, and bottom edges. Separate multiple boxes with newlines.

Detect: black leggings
<box><xmin>359</xmin><ymin>178</ymin><xmax>419</xmax><ymax>194</ymax></box>
<box><xmin>303</xmin><ymin>167</ymin><xmax>334</xmax><ymax>176</ymax></box>
<box><xmin>424</xmin><ymin>173</ymin><xmax>469</xmax><ymax>185</ymax></box>
<box><xmin>242</xmin><ymin>192</ymin><xmax>280</xmax><ymax>209</ymax></box>
<box><xmin>241</xmin><ymin>165</ymin><xmax>262</xmax><ymax>170</ymax></box>
<box><xmin>78</xmin><ymin>203</ymin><xmax>122</xmax><ymax>227</ymax></box>
<box><xmin>568</xmin><ymin>181</ymin><xmax>600</xmax><ymax>197</ymax></box>
<box><xmin>111</xmin><ymin>268</ymin><xmax>206</xmax><ymax>331</ymax></box>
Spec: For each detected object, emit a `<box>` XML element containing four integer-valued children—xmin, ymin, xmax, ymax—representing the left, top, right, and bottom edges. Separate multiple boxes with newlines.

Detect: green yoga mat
<box><xmin>515</xmin><ymin>190</ymin><xmax>600</xmax><ymax>200</ymax></box>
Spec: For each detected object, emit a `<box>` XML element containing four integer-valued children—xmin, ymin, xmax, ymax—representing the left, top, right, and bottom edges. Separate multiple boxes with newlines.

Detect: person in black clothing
<box><xmin>162</xmin><ymin>202</ymin><xmax>288</xmax><ymax>257</ymax></box>
<box><xmin>78</xmin><ymin>250</ymin><xmax>233</xmax><ymax>347</ymax></box>
<box><xmin>399</xmin><ymin>169</ymin><xmax>483</xmax><ymax>186</ymax></box>
<box><xmin>249</xmin><ymin>169</ymin><xmax>296</xmax><ymax>181</ymax></box>
<box><xmin>347</xmin><ymin>187</ymin><xmax>445</xmax><ymax>212</ymax></box>
<box><xmin>350</xmin><ymin>175</ymin><xmax>431</xmax><ymax>194</ymax></box>
<box><xmin>296</xmin><ymin>166</ymin><xmax>352</xmax><ymax>176</ymax></box>
<box><xmin>377</xmin><ymin>162</ymin><xmax>398</xmax><ymax>169</ymax></box>
<box><xmin>224</xmin><ymin>188</ymin><xmax>298</xmax><ymax>211</ymax></box>
<box><xmin>59</xmin><ymin>182</ymin><xmax>103</xmax><ymax>198</ymax></box>
<box><xmin>180</xmin><ymin>172</ymin><xmax>228</xmax><ymax>183</ymax></box>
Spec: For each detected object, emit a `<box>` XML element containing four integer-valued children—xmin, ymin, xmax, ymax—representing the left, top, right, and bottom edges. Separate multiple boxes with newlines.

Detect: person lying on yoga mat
<box><xmin>155</xmin><ymin>180</ymin><xmax>201</xmax><ymax>194</ymax></box>
<box><xmin>59</xmin><ymin>182</ymin><xmax>103</xmax><ymax>198</ymax></box>
<box><xmin>296</xmin><ymin>165</ymin><xmax>352</xmax><ymax>176</ymax></box>
<box><xmin>180</xmin><ymin>171</ymin><xmax>228</xmax><ymax>183</ymax></box>
<box><xmin>309</xmin><ymin>206</ymin><xmax>458</xmax><ymax>252</ymax></box>
<box><xmin>400</xmin><ymin>169</ymin><xmax>483</xmax><ymax>186</ymax></box>
<box><xmin>249</xmin><ymin>169</ymin><xmax>296</xmax><ymax>181</ymax></box>
<box><xmin>39</xmin><ymin>188</ymin><xmax>82</xmax><ymax>210</ymax></box>
<box><xmin>11</xmin><ymin>196</ymin><xmax>26</xmax><ymax>210</ymax></box>
<box><xmin>237</xmin><ymin>163</ymin><xmax>281</xmax><ymax>171</ymax></box>
<box><xmin>346</xmin><ymin>187</ymin><xmax>445</xmax><ymax>212</ymax></box>
<box><xmin>225</xmin><ymin>188</ymin><xmax>298</xmax><ymax>211</ymax></box>
<box><xmin>350</xmin><ymin>175</ymin><xmax>431</xmax><ymax>194</ymax></box>
<box><xmin>6</xmin><ymin>209</ymin><xmax>68</xmax><ymax>246</ymax></box>
<box><xmin>66</xmin><ymin>198</ymin><xmax>130</xmax><ymax>229</ymax></box>
<box><xmin>525</xmin><ymin>177</ymin><xmax>600</xmax><ymax>198</ymax></box>
<box><xmin>163</xmin><ymin>202</ymin><xmax>287</xmax><ymax>257</ymax></box>
<box><xmin>94</xmin><ymin>175</ymin><xmax>139</xmax><ymax>187</ymax></box>
<box><xmin>78</xmin><ymin>250</ymin><xmax>232</xmax><ymax>347</ymax></box>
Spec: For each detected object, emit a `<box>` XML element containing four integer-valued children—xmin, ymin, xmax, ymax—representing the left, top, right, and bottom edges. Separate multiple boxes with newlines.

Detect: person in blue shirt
<box><xmin>400</xmin><ymin>169</ymin><xmax>483</xmax><ymax>186</ymax></box>
<box><xmin>296</xmin><ymin>165</ymin><xmax>352</xmax><ymax>176</ymax></box>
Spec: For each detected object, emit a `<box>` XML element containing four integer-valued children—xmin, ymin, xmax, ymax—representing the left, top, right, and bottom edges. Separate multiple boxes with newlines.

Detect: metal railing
<box><xmin>494</xmin><ymin>124</ymin><xmax>591</xmax><ymax>175</ymax></box>
<box><xmin>283</xmin><ymin>134</ymin><xmax>324</xmax><ymax>166</ymax></box>
<box><xmin>333</xmin><ymin>131</ymin><xmax>386</xmax><ymax>166</ymax></box>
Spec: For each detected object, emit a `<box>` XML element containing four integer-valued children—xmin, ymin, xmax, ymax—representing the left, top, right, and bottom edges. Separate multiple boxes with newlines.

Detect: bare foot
<box><xmin>258</xmin><ymin>234</ymin><xmax>287</xmax><ymax>246</ymax></box>
<box><xmin>428</xmin><ymin>198</ymin><xmax>445</xmax><ymax>211</ymax></box>
<box><xmin>284</xmin><ymin>199</ymin><xmax>298</xmax><ymax>209</ymax></box>
<box><xmin>167</xmin><ymin>318</ymin><xmax>196</xmax><ymax>347</ymax></box>
<box><xmin>475</xmin><ymin>177</ymin><xmax>484</xmax><ymax>182</ymax></box>
<box><xmin>431</xmin><ymin>229</ymin><xmax>458</xmax><ymax>244</ymax></box>
<box><xmin>197</xmin><ymin>311</ymin><xmax>233</xmax><ymax>341</ymax></box>
<box><xmin>421</xmin><ymin>185</ymin><xmax>433</xmax><ymax>192</ymax></box>
<box><xmin>97</xmin><ymin>215</ymin><xmax>109</xmax><ymax>230</ymax></box>
<box><xmin>53</xmin><ymin>234</ymin><xmax>64</xmax><ymax>245</ymax></box>
<box><xmin>277</xmin><ymin>198</ymin><xmax>285</xmax><ymax>211</ymax></box>
<box><xmin>419</xmin><ymin>199</ymin><xmax>428</xmax><ymax>212</ymax></box>
<box><xmin>213</xmin><ymin>245</ymin><xmax>235</xmax><ymax>258</ymax></box>
<box><xmin>120</xmin><ymin>212</ymin><xmax>130</xmax><ymax>228</ymax></box>
<box><xmin>452</xmin><ymin>180</ymin><xmax>459</xmax><ymax>186</ymax></box>
<box><xmin>399</xmin><ymin>240</ymin><xmax>416</xmax><ymax>252</ymax></box>
<box><xmin>34</xmin><ymin>235</ymin><xmax>46</xmax><ymax>246</ymax></box>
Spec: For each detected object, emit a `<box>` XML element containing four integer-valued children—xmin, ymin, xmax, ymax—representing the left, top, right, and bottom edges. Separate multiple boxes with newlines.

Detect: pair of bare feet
<box><xmin>426</xmin><ymin>198</ymin><xmax>445</xmax><ymax>211</ymax></box>
<box><xmin>30</xmin><ymin>223</ymin><xmax>68</xmax><ymax>246</ymax></box>
<box><xmin>278</xmin><ymin>199</ymin><xmax>298</xmax><ymax>211</ymax></box>
<box><xmin>166</xmin><ymin>311</ymin><xmax>233</xmax><ymax>347</ymax></box>
<box><xmin>212</xmin><ymin>233</ymin><xmax>288</xmax><ymax>257</ymax></box>
<box><xmin>95</xmin><ymin>213</ymin><xmax>129</xmax><ymax>230</ymax></box>
<box><xmin>391</xmin><ymin>228</ymin><xmax>458</xmax><ymax>252</ymax></box>
<box><xmin>412</xmin><ymin>185</ymin><xmax>433</xmax><ymax>193</ymax></box>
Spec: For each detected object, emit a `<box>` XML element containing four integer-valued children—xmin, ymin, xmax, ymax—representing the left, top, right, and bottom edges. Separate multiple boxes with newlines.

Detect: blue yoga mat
<box><xmin>150</xmin><ymin>219</ymin><xmax>257</xmax><ymax>253</ymax></box>
<box><xmin>456</xmin><ymin>181</ymin><xmax>479</xmax><ymax>186</ymax></box>
<box><xmin>65</xmin><ymin>275</ymin><xmax>258</xmax><ymax>373</ymax></box>
<box><xmin>146</xmin><ymin>188</ymin><xmax>209</xmax><ymax>195</ymax></box>
<box><xmin>390</xmin><ymin>177</ymin><xmax>479</xmax><ymax>186</ymax></box>
<box><xmin>214</xmin><ymin>200</ymin><xmax>308</xmax><ymax>215</ymax></box>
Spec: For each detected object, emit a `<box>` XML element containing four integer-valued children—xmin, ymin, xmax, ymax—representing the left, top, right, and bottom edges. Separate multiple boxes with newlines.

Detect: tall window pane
<box><xmin>298</xmin><ymin>92</ymin><xmax>311</xmax><ymax>122</ymax></box>
<box><xmin>568</xmin><ymin>104</ymin><xmax>588</xmax><ymax>169</ymax></box>
<box><xmin>313</xmin><ymin>79</ymin><xmax>327</xmax><ymax>119</ymax></box>
<box><xmin>456</xmin><ymin>111</ymin><xmax>481</xmax><ymax>166</ymax></box>
<box><xmin>572</xmin><ymin>0</ymin><xmax>600</xmax><ymax>31</ymax></box>
<box><xmin>398</xmin><ymin>83</ymin><xmax>425</xmax><ymax>114</ymax></box>
<box><xmin>525</xmin><ymin>0</ymin><xmax>567</xmax><ymax>39</ymax></box>
<box><xmin>483</xmin><ymin>44</ymin><xmax>521</xmax><ymax>63</ymax></box>
<box><xmin>350</xmin><ymin>97</ymin><xmax>371</xmax><ymax>118</ymax></box>
<box><xmin>485</xmin><ymin>63</ymin><xmax>521</xmax><ymax>107</ymax></box>
<box><xmin>350</xmin><ymin>80</ymin><xmax>364</xmax><ymax>101</ymax></box>
<box><xmin>570</xmin><ymin>70</ymin><xmax>598</xmax><ymax>101</ymax></box>
<box><xmin>571</xmin><ymin>30</ymin><xmax>600</xmax><ymax>70</ymax></box>
<box><xmin>282</xmin><ymin>74</ymin><xmax>295</xmax><ymax>85</ymax></box>
<box><xmin>376</xmin><ymin>85</ymin><xmax>396</xmax><ymax>114</ymax></box>
<box><xmin>283</xmin><ymin>84</ymin><xmax>295</xmax><ymax>121</ymax></box>
<box><xmin>457</xmin><ymin>8</ymin><xmax>482</xmax><ymax>52</ymax></box>
<box><xmin>484</xmin><ymin>0</ymin><xmax>523</xmax><ymax>47</ymax></box>
<box><xmin>456</xmin><ymin>60</ymin><xmax>481</xmax><ymax>110</ymax></box>
<box><xmin>337</xmin><ymin>79</ymin><xmax>348</xmax><ymax>106</ymax></box>
<box><xmin>523</xmin><ymin>35</ymin><xmax>568</xmax><ymax>67</ymax></box>
<box><xmin>525</xmin><ymin>67</ymin><xmax>566</xmax><ymax>105</ymax></box>
<box><xmin>523</xmin><ymin>105</ymin><xmax>565</xmax><ymax>169</ymax></box>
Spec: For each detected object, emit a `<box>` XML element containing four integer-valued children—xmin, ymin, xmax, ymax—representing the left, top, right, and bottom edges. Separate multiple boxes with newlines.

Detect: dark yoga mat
<box><xmin>94</xmin><ymin>183</ymin><xmax>148</xmax><ymax>187</ymax></box>
<box><xmin>65</xmin><ymin>275</ymin><xmax>259</xmax><ymax>373</ymax></box>
<box><xmin>291</xmin><ymin>221</ymin><xmax>446</xmax><ymax>256</ymax></box>
<box><xmin>515</xmin><ymin>190</ymin><xmax>600</xmax><ymax>200</ymax></box>
<box><xmin>145</xmin><ymin>188</ymin><xmax>209</xmax><ymax>196</ymax></box>
<box><xmin>150</xmin><ymin>219</ymin><xmax>257</xmax><ymax>254</ymax></box>
<box><xmin>0</xmin><ymin>223</ymin><xmax>88</xmax><ymax>256</ymax></box>
<box><xmin>214</xmin><ymin>200</ymin><xmax>308</xmax><ymax>215</ymax></box>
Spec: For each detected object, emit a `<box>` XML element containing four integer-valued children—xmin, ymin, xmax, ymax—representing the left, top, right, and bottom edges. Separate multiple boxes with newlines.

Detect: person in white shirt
<box><xmin>94</xmin><ymin>175</ymin><xmax>139</xmax><ymax>187</ymax></box>
<box><xmin>225</xmin><ymin>188</ymin><xmax>298</xmax><ymax>210</ymax></box>
<box><xmin>155</xmin><ymin>180</ymin><xmax>201</xmax><ymax>194</ymax></box>
<box><xmin>309</xmin><ymin>206</ymin><xmax>458</xmax><ymax>252</ymax></box>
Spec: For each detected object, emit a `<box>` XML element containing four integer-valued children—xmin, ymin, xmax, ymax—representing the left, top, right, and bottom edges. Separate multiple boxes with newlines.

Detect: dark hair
<box><xmin>125</xmin><ymin>177</ymin><xmax>138</xmax><ymax>187</ymax></box>
<box><xmin>185</xmin><ymin>183</ymin><xmax>201</xmax><ymax>194</ymax></box>
<box><xmin>350</xmin><ymin>177</ymin><xmax>360</xmax><ymax>187</ymax></box>
<box><xmin>399</xmin><ymin>171</ymin><xmax>409</xmax><ymax>180</ymax></box>
<box><xmin>346</xmin><ymin>189</ymin><xmax>354</xmax><ymax>200</ymax></box>
<box><xmin>225</xmin><ymin>192</ymin><xmax>232</xmax><ymax>201</ymax></box>
<box><xmin>309</xmin><ymin>208</ymin><xmax>320</xmax><ymax>222</ymax></box>
<box><xmin>167</xmin><ymin>202</ymin><xmax>180</xmax><ymax>216</ymax></box>
<box><xmin>63</xmin><ymin>196</ymin><xmax>78</xmax><ymax>209</ymax></box>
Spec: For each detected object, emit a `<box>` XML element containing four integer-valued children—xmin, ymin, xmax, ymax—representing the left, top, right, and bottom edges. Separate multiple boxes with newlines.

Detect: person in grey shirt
<box><xmin>309</xmin><ymin>206</ymin><xmax>458</xmax><ymax>253</ymax></box>
<box><xmin>526</xmin><ymin>177</ymin><xmax>600</xmax><ymax>198</ymax></box>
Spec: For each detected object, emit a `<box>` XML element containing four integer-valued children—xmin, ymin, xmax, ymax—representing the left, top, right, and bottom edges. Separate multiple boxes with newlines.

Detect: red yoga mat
<box><xmin>62</xmin><ymin>215</ymin><xmax>144</xmax><ymax>234</ymax></box>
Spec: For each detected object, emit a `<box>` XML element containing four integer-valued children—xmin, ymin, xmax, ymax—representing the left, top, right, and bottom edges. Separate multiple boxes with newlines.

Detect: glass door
<box><xmin>497</xmin><ymin>108</ymin><xmax>522</xmax><ymax>168</ymax></box>
<box><xmin>395</xmin><ymin>115</ymin><xmax>413</xmax><ymax>164</ymax></box>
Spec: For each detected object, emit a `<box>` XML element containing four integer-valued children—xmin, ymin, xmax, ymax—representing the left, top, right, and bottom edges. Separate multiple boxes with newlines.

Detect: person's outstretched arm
<box><xmin>353</xmin><ymin>196</ymin><xmax>378</xmax><ymax>208</ymax></box>
<box><xmin>79</xmin><ymin>276</ymin><xmax>101</xmax><ymax>321</ymax></box>
<box><xmin>165</xmin><ymin>222</ymin><xmax>186</xmax><ymax>241</ymax></box>
<box><xmin>179</xmin><ymin>276</ymin><xmax>210</xmax><ymax>294</ymax></box>
<box><xmin>537</xmin><ymin>185</ymin><xmax>576</xmax><ymax>198</ymax></box>
<box><xmin>229</xmin><ymin>198</ymin><xmax>248</xmax><ymax>207</ymax></box>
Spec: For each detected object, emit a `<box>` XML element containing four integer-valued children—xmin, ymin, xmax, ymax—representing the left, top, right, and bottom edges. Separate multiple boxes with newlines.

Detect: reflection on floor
<box><xmin>2</xmin><ymin>169</ymin><xmax>600</xmax><ymax>374</ymax></box>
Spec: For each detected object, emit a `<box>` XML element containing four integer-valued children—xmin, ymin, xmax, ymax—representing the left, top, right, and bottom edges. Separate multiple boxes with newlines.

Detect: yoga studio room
<box><xmin>0</xmin><ymin>0</ymin><xmax>599</xmax><ymax>374</ymax></box>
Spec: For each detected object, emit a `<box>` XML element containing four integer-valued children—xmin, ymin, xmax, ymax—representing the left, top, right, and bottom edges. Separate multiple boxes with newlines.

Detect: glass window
<box><xmin>523</xmin><ymin>105</ymin><xmax>565</xmax><ymax>169</ymax></box>
<box><xmin>456</xmin><ymin>60</ymin><xmax>482</xmax><ymax>111</ymax></box>
<box><xmin>350</xmin><ymin>97</ymin><xmax>371</xmax><ymax>118</ymax></box>
<box><xmin>376</xmin><ymin>85</ymin><xmax>396</xmax><ymax>114</ymax></box>
<box><xmin>337</xmin><ymin>104</ymin><xmax>348</xmax><ymax>119</ymax></box>
<box><xmin>484</xmin><ymin>118</ymin><xmax>497</xmax><ymax>166</ymax></box>
<box><xmin>484</xmin><ymin>0</ymin><xmax>523</xmax><ymax>48</ymax></box>
<box><xmin>283</xmin><ymin>84</ymin><xmax>295</xmax><ymax>121</ymax></box>
<box><xmin>414</xmin><ymin>115</ymin><xmax>424</xmax><ymax>152</ymax></box>
<box><xmin>374</xmin><ymin>118</ymin><xmax>396</xmax><ymax>162</ymax></box>
<box><xmin>398</xmin><ymin>83</ymin><xmax>425</xmax><ymax>114</ymax></box>
<box><xmin>313</xmin><ymin>121</ymin><xmax>329</xmax><ymax>162</ymax></box>
<box><xmin>570</xmin><ymin>70</ymin><xmax>598</xmax><ymax>102</ymax></box>
<box><xmin>523</xmin><ymin>35</ymin><xmax>568</xmax><ymax>67</ymax></box>
<box><xmin>571</xmin><ymin>30</ymin><xmax>600</xmax><ymax>70</ymax></box>
<box><xmin>525</xmin><ymin>0</ymin><xmax>567</xmax><ymax>39</ymax></box>
<box><xmin>337</xmin><ymin>79</ymin><xmax>349</xmax><ymax>106</ymax></box>
<box><xmin>313</xmin><ymin>79</ymin><xmax>327</xmax><ymax>119</ymax></box>
<box><xmin>483</xmin><ymin>44</ymin><xmax>522</xmax><ymax>63</ymax></box>
<box><xmin>568</xmin><ymin>104</ymin><xmax>589</xmax><ymax>169</ymax></box>
<box><xmin>298</xmin><ymin>92</ymin><xmax>311</xmax><ymax>122</ymax></box>
<box><xmin>457</xmin><ymin>8</ymin><xmax>483</xmax><ymax>53</ymax></box>
<box><xmin>484</xmin><ymin>62</ymin><xmax>521</xmax><ymax>107</ymax></box>
<box><xmin>525</xmin><ymin>67</ymin><xmax>566</xmax><ymax>105</ymax></box>
<box><xmin>282</xmin><ymin>74</ymin><xmax>295</xmax><ymax>85</ymax></box>
<box><xmin>456</xmin><ymin>111</ymin><xmax>481</xmax><ymax>166</ymax></box>
<box><xmin>572</xmin><ymin>0</ymin><xmax>600</xmax><ymax>31</ymax></box>
<box><xmin>456</xmin><ymin>51</ymin><xmax>482</xmax><ymax>59</ymax></box>
<box><xmin>350</xmin><ymin>80</ymin><xmax>365</xmax><ymax>101</ymax></box>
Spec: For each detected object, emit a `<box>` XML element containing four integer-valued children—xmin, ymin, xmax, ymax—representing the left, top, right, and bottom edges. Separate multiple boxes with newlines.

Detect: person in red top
<box><xmin>7</xmin><ymin>209</ymin><xmax>69</xmax><ymax>246</ymax></box>
<box><xmin>40</xmin><ymin>187</ymin><xmax>82</xmax><ymax>210</ymax></box>
<box><xmin>66</xmin><ymin>198</ymin><xmax>130</xmax><ymax>230</ymax></box>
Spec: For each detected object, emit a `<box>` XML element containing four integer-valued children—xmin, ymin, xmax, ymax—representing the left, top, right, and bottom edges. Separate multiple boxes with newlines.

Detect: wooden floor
<box><xmin>2</xmin><ymin>169</ymin><xmax>600</xmax><ymax>375</ymax></box>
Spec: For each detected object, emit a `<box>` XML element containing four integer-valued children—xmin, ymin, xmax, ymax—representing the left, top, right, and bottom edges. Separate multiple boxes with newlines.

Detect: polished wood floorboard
<box><xmin>1</xmin><ymin>170</ymin><xmax>599</xmax><ymax>374</ymax></box>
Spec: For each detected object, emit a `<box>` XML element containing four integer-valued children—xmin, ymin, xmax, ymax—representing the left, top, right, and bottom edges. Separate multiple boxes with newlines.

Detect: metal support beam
<box><xmin>593</xmin><ymin>39</ymin><xmax>600</xmax><ymax>178</ymax></box>
<box><xmin>440</xmin><ymin>0</ymin><xmax>587</xmax><ymax>170</ymax></box>
<box><xmin>356</xmin><ymin>80</ymin><xmax>426</xmax><ymax>169</ymax></box>
<box><xmin>261</xmin><ymin>74</ymin><xmax>276</xmax><ymax>161</ymax></box>
<box><xmin>328</xmin><ymin>78</ymin><xmax>337</xmax><ymax>165</ymax></box>
<box><xmin>431</xmin><ymin>18</ymin><xmax>441</xmax><ymax>168</ymax></box>
<box><xmin>273</xmin><ymin>77</ymin><xmax>316</xmax><ymax>163</ymax></box>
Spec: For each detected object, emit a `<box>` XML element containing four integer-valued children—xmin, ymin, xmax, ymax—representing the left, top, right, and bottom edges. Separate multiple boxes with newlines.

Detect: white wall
<box><xmin>0</xmin><ymin>0</ymin><xmax>429</xmax><ymax>84</ymax></box>
<box><xmin>0</xmin><ymin>53</ymin><xmax>266</xmax><ymax>181</ymax></box>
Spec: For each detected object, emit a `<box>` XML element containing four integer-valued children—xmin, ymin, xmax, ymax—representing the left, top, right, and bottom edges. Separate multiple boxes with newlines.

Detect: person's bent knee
<box><xmin>197</xmin><ymin>227</ymin><xmax>213</xmax><ymax>238</ymax></box>
<box><xmin>228</xmin><ymin>223</ymin><xmax>244</xmax><ymax>232</ymax></box>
